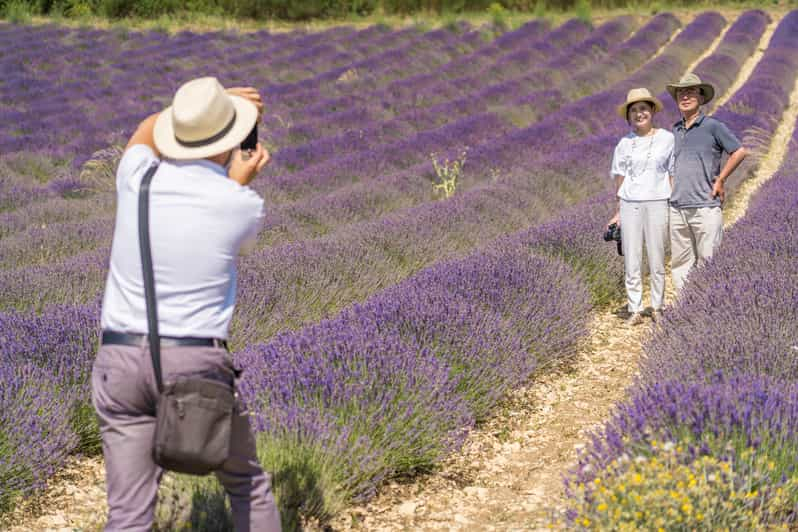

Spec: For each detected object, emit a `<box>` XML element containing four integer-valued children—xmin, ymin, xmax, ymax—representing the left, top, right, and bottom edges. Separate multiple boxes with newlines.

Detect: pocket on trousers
<box><xmin>92</xmin><ymin>361</ymin><xmax>148</xmax><ymax>415</ymax></box>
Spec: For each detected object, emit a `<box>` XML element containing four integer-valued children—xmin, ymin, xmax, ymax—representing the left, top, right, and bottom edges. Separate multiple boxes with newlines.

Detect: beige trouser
<box><xmin>620</xmin><ymin>199</ymin><xmax>669</xmax><ymax>313</ymax></box>
<box><xmin>670</xmin><ymin>205</ymin><xmax>724</xmax><ymax>293</ymax></box>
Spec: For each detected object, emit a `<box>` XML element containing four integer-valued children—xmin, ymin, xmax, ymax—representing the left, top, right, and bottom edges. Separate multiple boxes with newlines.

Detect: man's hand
<box><xmin>711</xmin><ymin>177</ymin><xmax>725</xmax><ymax>203</ymax></box>
<box><xmin>226</xmin><ymin>87</ymin><xmax>264</xmax><ymax>115</ymax></box>
<box><xmin>228</xmin><ymin>143</ymin><xmax>270</xmax><ymax>186</ymax></box>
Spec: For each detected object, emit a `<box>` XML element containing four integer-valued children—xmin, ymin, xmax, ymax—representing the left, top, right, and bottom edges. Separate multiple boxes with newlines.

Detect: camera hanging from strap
<box><xmin>138</xmin><ymin>162</ymin><xmax>235</xmax><ymax>476</ymax></box>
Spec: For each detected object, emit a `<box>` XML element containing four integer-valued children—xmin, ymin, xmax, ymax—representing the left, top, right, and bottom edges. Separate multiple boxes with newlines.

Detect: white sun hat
<box><xmin>153</xmin><ymin>77</ymin><xmax>258</xmax><ymax>160</ymax></box>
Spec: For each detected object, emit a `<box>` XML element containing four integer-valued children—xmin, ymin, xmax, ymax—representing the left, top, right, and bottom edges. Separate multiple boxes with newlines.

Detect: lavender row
<box><xmin>561</xmin><ymin>11</ymin><xmax>798</xmax><ymax>527</ymax></box>
<box><xmin>264</xmin><ymin>17</ymin><xmax>633</xmax><ymax>176</ymax></box>
<box><xmin>0</xmin><ymin>23</ymin><xmax>484</xmax><ymax>167</ymax></box>
<box><xmin>0</xmin><ymin>302</ymin><xmax>100</xmax><ymax>512</ymax></box>
<box><xmin>265</xmin><ymin>18</ymin><xmax>585</xmax><ymax>139</ymax></box>
<box><xmin>262</xmin><ymin>15</ymin><xmax>664</xmax><ymax>183</ymax></box>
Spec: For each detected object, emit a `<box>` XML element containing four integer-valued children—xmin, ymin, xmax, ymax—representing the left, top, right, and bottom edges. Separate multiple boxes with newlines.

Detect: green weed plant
<box><xmin>431</xmin><ymin>149</ymin><xmax>467</xmax><ymax>199</ymax></box>
<box><xmin>575</xmin><ymin>0</ymin><xmax>591</xmax><ymax>24</ymax></box>
<box><xmin>1</xmin><ymin>0</ymin><xmax>32</xmax><ymax>23</ymax></box>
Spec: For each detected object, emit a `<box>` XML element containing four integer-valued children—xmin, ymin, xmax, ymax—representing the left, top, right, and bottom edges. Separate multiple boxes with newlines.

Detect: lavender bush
<box><xmin>0</xmin><ymin>303</ymin><xmax>100</xmax><ymax>512</ymax></box>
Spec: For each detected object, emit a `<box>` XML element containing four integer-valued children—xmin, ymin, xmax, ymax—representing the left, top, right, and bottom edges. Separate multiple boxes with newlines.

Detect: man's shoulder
<box><xmin>700</xmin><ymin>115</ymin><xmax>734</xmax><ymax>134</ymax></box>
<box><xmin>117</xmin><ymin>144</ymin><xmax>159</xmax><ymax>187</ymax></box>
<box><xmin>121</xmin><ymin>144</ymin><xmax>158</xmax><ymax>166</ymax></box>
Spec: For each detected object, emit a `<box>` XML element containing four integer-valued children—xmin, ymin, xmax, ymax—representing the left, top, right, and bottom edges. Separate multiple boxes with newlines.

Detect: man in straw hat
<box><xmin>92</xmin><ymin>77</ymin><xmax>281</xmax><ymax>530</ymax></box>
<box><xmin>666</xmin><ymin>72</ymin><xmax>747</xmax><ymax>292</ymax></box>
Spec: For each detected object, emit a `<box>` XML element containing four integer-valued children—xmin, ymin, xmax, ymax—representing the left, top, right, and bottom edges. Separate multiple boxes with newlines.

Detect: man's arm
<box><xmin>125</xmin><ymin>112</ymin><xmax>161</xmax><ymax>157</ymax></box>
<box><xmin>712</xmin><ymin>147</ymin><xmax>747</xmax><ymax>202</ymax></box>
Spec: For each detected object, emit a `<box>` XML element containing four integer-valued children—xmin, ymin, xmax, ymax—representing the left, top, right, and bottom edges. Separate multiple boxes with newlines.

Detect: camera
<box><xmin>603</xmin><ymin>223</ymin><xmax>623</xmax><ymax>256</ymax></box>
<box><xmin>240</xmin><ymin>123</ymin><xmax>258</xmax><ymax>151</ymax></box>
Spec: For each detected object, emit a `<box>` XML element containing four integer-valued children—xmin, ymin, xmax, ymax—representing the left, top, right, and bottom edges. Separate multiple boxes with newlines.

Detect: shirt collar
<box><xmin>675</xmin><ymin>111</ymin><xmax>706</xmax><ymax>131</ymax></box>
<box><xmin>170</xmin><ymin>157</ymin><xmax>228</xmax><ymax>178</ymax></box>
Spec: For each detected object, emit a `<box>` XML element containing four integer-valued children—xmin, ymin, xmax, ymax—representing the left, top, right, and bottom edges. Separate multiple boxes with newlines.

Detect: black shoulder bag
<box><xmin>139</xmin><ymin>162</ymin><xmax>235</xmax><ymax>476</ymax></box>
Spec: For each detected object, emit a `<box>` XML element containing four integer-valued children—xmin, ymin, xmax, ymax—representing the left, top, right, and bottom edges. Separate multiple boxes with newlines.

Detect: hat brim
<box><xmin>617</xmin><ymin>96</ymin><xmax>664</xmax><ymax>120</ymax></box>
<box><xmin>153</xmin><ymin>95</ymin><xmax>258</xmax><ymax>160</ymax></box>
<box><xmin>666</xmin><ymin>82</ymin><xmax>715</xmax><ymax>105</ymax></box>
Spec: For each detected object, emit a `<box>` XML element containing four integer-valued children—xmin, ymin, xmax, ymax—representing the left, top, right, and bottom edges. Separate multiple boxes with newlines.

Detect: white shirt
<box><xmin>100</xmin><ymin>145</ymin><xmax>264</xmax><ymax>339</ymax></box>
<box><xmin>610</xmin><ymin>128</ymin><xmax>674</xmax><ymax>201</ymax></box>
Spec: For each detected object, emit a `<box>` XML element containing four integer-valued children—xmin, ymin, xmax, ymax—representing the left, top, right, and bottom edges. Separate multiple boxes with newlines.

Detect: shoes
<box><xmin>627</xmin><ymin>312</ymin><xmax>644</xmax><ymax>326</ymax></box>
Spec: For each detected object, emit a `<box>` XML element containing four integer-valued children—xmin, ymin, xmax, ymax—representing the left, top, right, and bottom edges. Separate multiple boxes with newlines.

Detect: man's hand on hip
<box><xmin>229</xmin><ymin>143</ymin><xmax>270</xmax><ymax>186</ymax></box>
<box><xmin>711</xmin><ymin>177</ymin><xmax>725</xmax><ymax>203</ymax></box>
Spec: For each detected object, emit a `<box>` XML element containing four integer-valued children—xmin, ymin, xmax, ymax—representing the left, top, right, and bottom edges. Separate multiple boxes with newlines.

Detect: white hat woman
<box><xmin>607</xmin><ymin>88</ymin><xmax>674</xmax><ymax>325</ymax></box>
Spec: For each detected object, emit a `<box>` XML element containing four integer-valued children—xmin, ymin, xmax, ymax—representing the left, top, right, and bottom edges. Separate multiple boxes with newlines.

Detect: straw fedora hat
<box><xmin>153</xmin><ymin>77</ymin><xmax>258</xmax><ymax>160</ymax></box>
<box><xmin>616</xmin><ymin>88</ymin><xmax>663</xmax><ymax>119</ymax></box>
<box><xmin>666</xmin><ymin>72</ymin><xmax>715</xmax><ymax>104</ymax></box>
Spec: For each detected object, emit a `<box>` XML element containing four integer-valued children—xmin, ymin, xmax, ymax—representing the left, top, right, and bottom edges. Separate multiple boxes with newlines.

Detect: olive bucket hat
<box><xmin>666</xmin><ymin>72</ymin><xmax>715</xmax><ymax>104</ymax></box>
<box><xmin>616</xmin><ymin>88</ymin><xmax>663</xmax><ymax>119</ymax></box>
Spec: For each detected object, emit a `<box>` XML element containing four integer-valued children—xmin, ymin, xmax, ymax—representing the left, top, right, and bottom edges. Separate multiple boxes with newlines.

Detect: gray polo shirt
<box><xmin>669</xmin><ymin>113</ymin><xmax>742</xmax><ymax>209</ymax></box>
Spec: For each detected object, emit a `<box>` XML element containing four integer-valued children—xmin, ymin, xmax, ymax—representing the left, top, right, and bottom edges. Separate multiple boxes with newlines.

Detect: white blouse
<box><xmin>610</xmin><ymin>128</ymin><xmax>674</xmax><ymax>201</ymax></box>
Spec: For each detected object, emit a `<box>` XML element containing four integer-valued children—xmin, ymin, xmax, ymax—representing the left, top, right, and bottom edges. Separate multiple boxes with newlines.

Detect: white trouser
<box><xmin>620</xmin><ymin>199</ymin><xmax>669</xmax><ymax>313</ymax></box>
<box><xmin>670</xmin><ymin>206</ymin><xmax>723</xmax><ymax>293</ymax></box>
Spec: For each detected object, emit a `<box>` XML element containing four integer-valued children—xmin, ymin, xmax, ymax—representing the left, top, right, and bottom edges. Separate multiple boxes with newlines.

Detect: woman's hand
<box><xmin>226</xmin><ymin>86</ymin><xmax>264</xmax><ymax>116</ymax></box>
<box><xmin>228</xmin><ymin>143</ymin><xmax>270</xmax><ymax>186</ymax></box>
<box><xmin>607</xmin><ymin>211</ymin><xmax>620</xmax><ymax>228</ymax></box>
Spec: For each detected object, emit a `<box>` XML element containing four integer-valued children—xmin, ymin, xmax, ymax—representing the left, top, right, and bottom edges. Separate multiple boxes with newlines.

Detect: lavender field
<box><xmin>1</xmin><ymin>9</ymin><xmax>797</xmax><ymax>529</ymax></box>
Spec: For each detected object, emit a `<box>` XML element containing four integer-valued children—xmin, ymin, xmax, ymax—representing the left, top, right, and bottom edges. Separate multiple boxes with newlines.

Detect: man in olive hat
<box><xmin>666</xmin><ymin>72</ymin><xmax>747</xmax><ymax>292</ymax></box>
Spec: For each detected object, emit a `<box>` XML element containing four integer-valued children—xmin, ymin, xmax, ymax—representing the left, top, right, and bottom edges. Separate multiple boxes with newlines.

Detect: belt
<box><xmin>101</xmin><ymin>330</ymin><xmax>228</xmax><ymax>350</ymax></box>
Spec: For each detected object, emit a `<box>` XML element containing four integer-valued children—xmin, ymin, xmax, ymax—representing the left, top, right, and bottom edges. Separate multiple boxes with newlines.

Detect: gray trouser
<box><xmin>670</xmin><ymin>205</ymin><xmax>723</xmax><ymax>293</ymax></box>
<box><xmin>620</xmin><ymin>199</ymin><xmax>669</xmax><ymax>313</ymax></box>
<box><xmin>91</xmin><ymin>343</ymin><xmax>282</xmax><ymax>532</ymax></box>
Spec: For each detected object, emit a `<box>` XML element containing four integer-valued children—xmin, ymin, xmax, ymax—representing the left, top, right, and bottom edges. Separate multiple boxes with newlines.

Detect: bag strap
<box><xmin>138</xmin><ymin>162</ymin><xmax>164</xmax><ymax>393</ymax></box>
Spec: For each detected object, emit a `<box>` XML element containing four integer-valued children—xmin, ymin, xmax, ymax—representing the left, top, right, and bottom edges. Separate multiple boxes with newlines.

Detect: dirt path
<box><xmin>329</xmin><ymin>306</ymin><xmax>662</xmax><ymax>531</ymax></box>
<box><xmin>711</xmin><ymin>18</ymin><xmax>777</xmax><ymax>111</ymax></box>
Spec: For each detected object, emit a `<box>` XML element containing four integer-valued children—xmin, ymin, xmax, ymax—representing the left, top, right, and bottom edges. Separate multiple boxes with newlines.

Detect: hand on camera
<box><xmin>228</xmin><ymin>143</ymin><xmax>270</xmax><ymax>186</ymax></box>
<box><xmin>226</xmin><ymin>87</ymin><xmax>264</xmax><ymax>116</ymax></box>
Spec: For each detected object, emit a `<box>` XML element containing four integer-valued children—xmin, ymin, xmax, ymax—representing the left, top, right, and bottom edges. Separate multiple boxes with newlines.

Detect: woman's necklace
<box><xmin>626</xmin><ymin>129</ymin><xmax>656</xmax><ymax>182</ymax></box>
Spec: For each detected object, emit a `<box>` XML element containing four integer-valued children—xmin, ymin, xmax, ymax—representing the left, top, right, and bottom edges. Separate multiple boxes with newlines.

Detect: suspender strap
<box><xmin>138</xmin><ymin>162</ymin><xmax>164</xmax><ymax>393</ymax></box>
